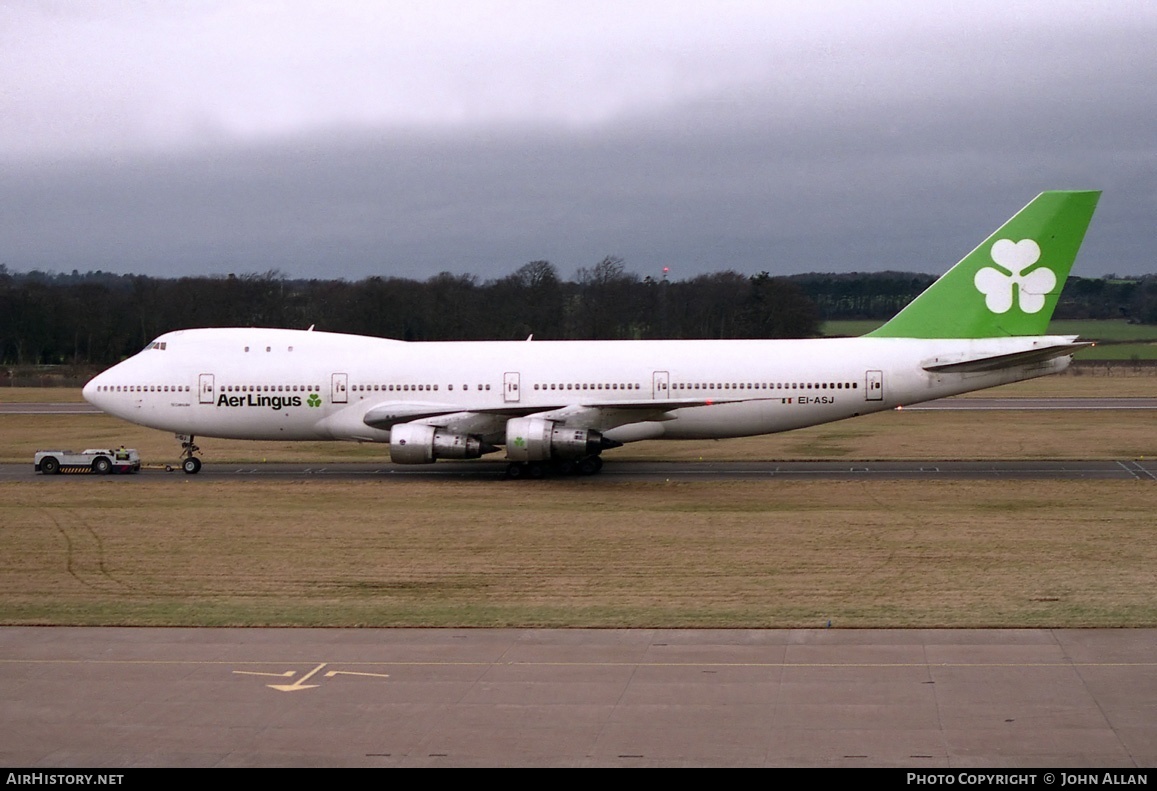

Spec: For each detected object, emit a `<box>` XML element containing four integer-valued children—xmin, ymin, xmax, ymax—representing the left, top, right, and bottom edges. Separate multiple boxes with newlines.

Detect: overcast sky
<box><xmin>2</xmin><ymin>1</ymin><xmax>1155</xmax><ymax>281</ymax></box>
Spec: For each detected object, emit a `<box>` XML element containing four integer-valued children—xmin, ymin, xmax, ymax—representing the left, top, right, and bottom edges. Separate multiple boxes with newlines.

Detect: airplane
<box><xmin>83</xmin><ymin>190</ymin><xmax>1100</xmax><ymax>478</ymax></box>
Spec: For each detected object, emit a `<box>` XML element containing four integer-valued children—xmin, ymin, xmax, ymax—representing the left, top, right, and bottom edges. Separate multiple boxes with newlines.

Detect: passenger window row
<box><xmin>349</xmin><ymin>384</ymin><xmax>493</xmax><ymax>393</ymax></box>
<box><xmin>672</xmin><ymin>381</ymin><xmax>858</xmax><ymax>391</ymax></box>
<box><xmin>525</xmin><ymin>381</ymin><xmax>858</xmax><ymax>394</ymax></box>
<box><xmin>223</xmin><ymin>385</ymin><xmax>319</xmax><ymax>393</ymax></box>
<box><xmin>533</xmin><ymin>383</ymin><xmax>641</xmax><ymax>391</ymax></box>
<box><xmin>96</xmin><ymin>385</ymin><xmax>188</xmax><ymax>393</ymax></box>
<box><xmin>352</xmin><ymin>383</ymin><xmax>438</xmax><ymax>392</ymax></box>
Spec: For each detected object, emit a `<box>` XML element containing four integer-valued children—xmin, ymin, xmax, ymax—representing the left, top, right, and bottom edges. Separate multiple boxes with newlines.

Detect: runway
<box><xmin>6</xmin><ymin>395</ymin><xmax>1154</xmax><ymax>481</ymax></box>
<box><xmin>0</xmin><ymin>402</ymin><xmax>102</xmax><ymax>414</ymax></box>
<box><xmin>2</xmin><ymin>627</ymin><xmax>1153</xmax><ymax>767</ymax></box>
<box><xmin>902</xmin><ymin>397</ymin><xmax>1157</xmax><ymax>411</ymax></box>
<box><xmin>5</xmin><ymin>458</ymin><xmax>1156</xmax><ymax>481</ymax></box>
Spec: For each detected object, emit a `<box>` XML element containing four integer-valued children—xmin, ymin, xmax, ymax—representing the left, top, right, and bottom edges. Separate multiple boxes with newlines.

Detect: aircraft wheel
<box><xmin>578</xmin><ymin>456</ymin><xmax>603</xmax><ymax>476</ymax></box>
<box><xmin>40</xmin><ymin>457</ymin><xmax>60</xmax><ymax>475</ymax></box>
<box><xmin>92</xmin><ymin>456</ymin><xmax>112</xmax><ymax>475</ymax></box>
<box><xmin>505</xmin><ymin>462</ymin><xmax>525</xmax><ymax>479</ymax></box>
<box><xmin>182</xmin><ymin>457</ymin><xmax>202</xmax><ymax>475</ymax></box>
<box><xmin>526</xmin><ymin>461</ymin><xmax>546</xmax><ymax>479</ymax></box>
<box><xmin>552</xmin><ymin>459</ymin><xmax>576</xmax><ymax>476</ymax></box>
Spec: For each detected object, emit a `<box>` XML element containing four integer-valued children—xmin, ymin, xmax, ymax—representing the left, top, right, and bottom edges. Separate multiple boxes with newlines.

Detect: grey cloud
<box><xmin>2</xmin><ymin>5</ymin><xmax>1155</xmax><ymax>281</ymax></box>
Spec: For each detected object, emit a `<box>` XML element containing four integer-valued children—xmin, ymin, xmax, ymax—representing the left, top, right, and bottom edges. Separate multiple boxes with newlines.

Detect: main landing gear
<box><xmin>505</xmin><ymin>455</ymin><xmax>604</xmax><ymax>479</ymax></box>
<box><xmin>168</xmin><ymin>434</ymin><xmax>202</xmax><ymax>475</ymax></box>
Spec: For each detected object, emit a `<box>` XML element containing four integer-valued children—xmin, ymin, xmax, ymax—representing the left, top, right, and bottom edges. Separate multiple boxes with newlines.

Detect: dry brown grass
<box><xmin>622</xmin><ymin>409</ymin><xmax>1157</xmax><ymax>461</ymax></box>
<box><xmin>1</xmin><ymin>478</ymin><xmax>1153</xmax><ymax>628</ymax></box>
<box><xmin>2</xmin><ymin>414</ymin><xmax>388</xmax><ymax>464</ymax></box>
<box><xmin>957</xmin><ymin>371</ymin><xmax>1156</xmax><ymax>398</ymax></box>
<box><xmin>5</xmin><ymin>408</ymin><xmax>1153</xmax><ymax>464</ymax></box>
<box><xmin>0</xmin><ymin>387</ymin><xmax>86</xmax><ymax>403</ymax></box>
<box><xmin>2</xmin><ymin>377</ymin><xmax>1154</xmax><ymax>629</ymax></box>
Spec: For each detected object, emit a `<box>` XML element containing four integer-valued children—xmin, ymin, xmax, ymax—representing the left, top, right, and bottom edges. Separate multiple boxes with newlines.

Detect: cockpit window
<box><xmin>143</xmin><ymin>341</ymin><xmax>168</xmax><ymax>352</ymax></box>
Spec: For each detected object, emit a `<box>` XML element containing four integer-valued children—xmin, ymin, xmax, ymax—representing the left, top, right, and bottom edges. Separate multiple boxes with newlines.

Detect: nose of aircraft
<box><xmin>82</xmin><ymin>374</ymin><xmax>102</xmax><ymax>408</ymax></box>
<box><xmin>83</xmin><ymin>369</ymin><xmax>113</xmax><ymax>411</ymax></box>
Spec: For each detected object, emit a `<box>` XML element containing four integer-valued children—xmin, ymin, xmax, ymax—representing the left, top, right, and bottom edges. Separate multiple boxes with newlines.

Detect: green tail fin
<box><xmin>867</xmin><ymin>191</ymin><xmax>1100</xmax><ymax>339</ymax></box>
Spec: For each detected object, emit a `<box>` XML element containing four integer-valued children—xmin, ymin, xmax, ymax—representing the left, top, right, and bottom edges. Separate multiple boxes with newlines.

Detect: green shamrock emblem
<box><xmin>513</xmin><ymin>436</ymin><xmax>526</xmax><ymax>448</ymax></box>
<box><xmin>307</xmin><ymin>393</ymin><xmax>322</xmax><ymax>408</ymax></box>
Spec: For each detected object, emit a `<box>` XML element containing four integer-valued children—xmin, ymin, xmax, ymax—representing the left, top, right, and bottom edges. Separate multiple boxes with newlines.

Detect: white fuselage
<box><xmin>83</xmin><ymin>327</ymin><xmax>1072</xmax><ymax>450</ymax></box>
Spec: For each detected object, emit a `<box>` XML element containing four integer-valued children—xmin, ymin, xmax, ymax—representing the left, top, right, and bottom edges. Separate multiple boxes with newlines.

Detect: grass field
<box><xmin>1</xmin><ymin>376</ymin><xmax>1154</xmax><ymax>629</ymax></box>
<box><xmin>1046</xmin><ymin>320</ymin><xmax>1157</xmax><ymax>341</ymax></box>
<box><xmin>2</xmin><ymin>479</ymin><xmax>1154</xmax><ymax>628</ymax></box>
<box><xmin>820</xmin><ymin>319</ymin><xmax>1157</xmax><ymax>360</ymax></box>
<box><xmin>1072</xmin><ymin>342</ymin><xmax>1157</xmax><ymax>360</ymax></box>
<box><xmin>822</xmin><ymin>318</ymin><xmax>1157</xmax><ymax>340</ymax></box>
<box><xmin>0</xmin><ymin>387</ymin><xmax>86</xmax><ymax>403</ymax></box>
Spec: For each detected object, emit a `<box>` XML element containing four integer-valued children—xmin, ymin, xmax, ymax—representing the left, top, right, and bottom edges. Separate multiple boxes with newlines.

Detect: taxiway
<box><xmin>2</xmin><ymin>627</ymin><xmax>1153</xmax><ymax>767</ymax></box>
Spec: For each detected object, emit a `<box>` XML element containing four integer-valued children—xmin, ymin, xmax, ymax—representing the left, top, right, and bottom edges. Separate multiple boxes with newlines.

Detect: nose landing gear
<box><xmin>169</xmin><ymin>434</ymin><xmax>202</xmax><ymax>474</ymax></box>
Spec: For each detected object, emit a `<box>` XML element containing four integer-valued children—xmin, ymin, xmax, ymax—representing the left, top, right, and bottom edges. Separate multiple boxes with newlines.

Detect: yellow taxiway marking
<box><xmin>325</xmin><ymin>670</ymin><xmax>391</xmax><ymax>679</ymax></box>
<box><xmin>267</xmin><ymin>662</ymin><xmax>327</xmax><ymax>692</ymax></box>
<box><xmin>228</xmin><ymin>664</ymin><xmax>391</xmax><ymax>692</ymax></box>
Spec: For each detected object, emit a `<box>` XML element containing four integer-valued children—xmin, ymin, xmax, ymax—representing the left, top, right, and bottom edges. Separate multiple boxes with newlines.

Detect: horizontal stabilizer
<box><xmin>921</xmin><ymin>342</ymin><xmax>1089</xmax><ymax>373</ymax></box>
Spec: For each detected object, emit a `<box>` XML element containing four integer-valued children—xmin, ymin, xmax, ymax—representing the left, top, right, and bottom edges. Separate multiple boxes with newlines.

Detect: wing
<box><xmin>362</xmin><ymin>395</ymin><xmax>764</xmax><ymax>433</ymax></box>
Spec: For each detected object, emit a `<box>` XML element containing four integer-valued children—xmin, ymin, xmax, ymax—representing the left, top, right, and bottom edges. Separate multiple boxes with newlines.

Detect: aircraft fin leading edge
<box><xmin>867</xmin><ymin>191</ymin><xmax>1100</xmax><ymax>339</ymax></box>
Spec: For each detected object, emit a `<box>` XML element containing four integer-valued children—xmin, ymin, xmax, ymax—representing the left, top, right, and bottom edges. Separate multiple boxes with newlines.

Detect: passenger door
<box><xmin>652</xmin><ymin>370</ymin><xmax>670</xmax><ymax>399</ymax></box>
<box><xmin>331</xmin><ymin>373</ymin><xmax>348</xmax><ymax>404</ymax></box>
<box><xmin>198</xmin><ymin>373</ymin><xmax>215</xmax><ymax>405</ymax></box>
<box><xmin>504</xmin><ymin>372</ymin><xmax>520</xmax><ymax>403</ymax></box>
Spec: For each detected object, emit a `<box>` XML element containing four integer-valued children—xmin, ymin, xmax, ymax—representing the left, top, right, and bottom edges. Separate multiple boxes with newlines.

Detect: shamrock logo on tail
<box><xmin>974</xmin><ymin>239</ymin><xmax>1056</xmax><ymax>314</ymax></box>
<box><xmin>307</xmin><ymin>393</ymin><xmax>322</xmax><ymax>408</ymax></box>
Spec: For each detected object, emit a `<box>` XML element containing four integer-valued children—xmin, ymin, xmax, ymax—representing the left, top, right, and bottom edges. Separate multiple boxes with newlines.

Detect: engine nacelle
<box><xmin>504</xmin><ymin>416</ymin><xmax>609</xmax><ymax>462</ymax></box>
<box><xmin>389</xmin><ymin>424</ymin><xmax>493</xmax><ymax>464</ymax></box>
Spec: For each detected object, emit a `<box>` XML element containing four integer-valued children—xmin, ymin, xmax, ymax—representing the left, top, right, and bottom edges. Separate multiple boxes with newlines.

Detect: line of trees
<box><xmin>791</xmin><ymin>271</ymin><xmax>1157</xmax><ymax>323</ymax></box>
<box><xmin>2</xmin><ymin>260</ymin><xmax>1154</xmax><ymax>366</ymax></box>
<box><xmin>0</xmin><ymin>259</ymin><xmax>820</xmax><ymax>365</ymax></box>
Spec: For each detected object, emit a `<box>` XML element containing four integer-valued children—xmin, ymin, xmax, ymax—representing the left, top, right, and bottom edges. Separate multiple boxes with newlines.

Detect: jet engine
<box><xmin>389</xmin><ymin>423</ymin><xmax>496</xmax><ymax>464</ymax></box>
<box><xmin>504</xmin><ymin>416</ymin><xmax>617</xmax><ymax>462</ymax></box>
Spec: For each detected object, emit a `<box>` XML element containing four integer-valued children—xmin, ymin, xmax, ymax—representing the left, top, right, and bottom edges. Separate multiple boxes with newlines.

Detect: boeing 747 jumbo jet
<box><xmin>84</xmin><ymin>191</ymin><xmax>1100</xmax><ymax>477</ymax></box>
